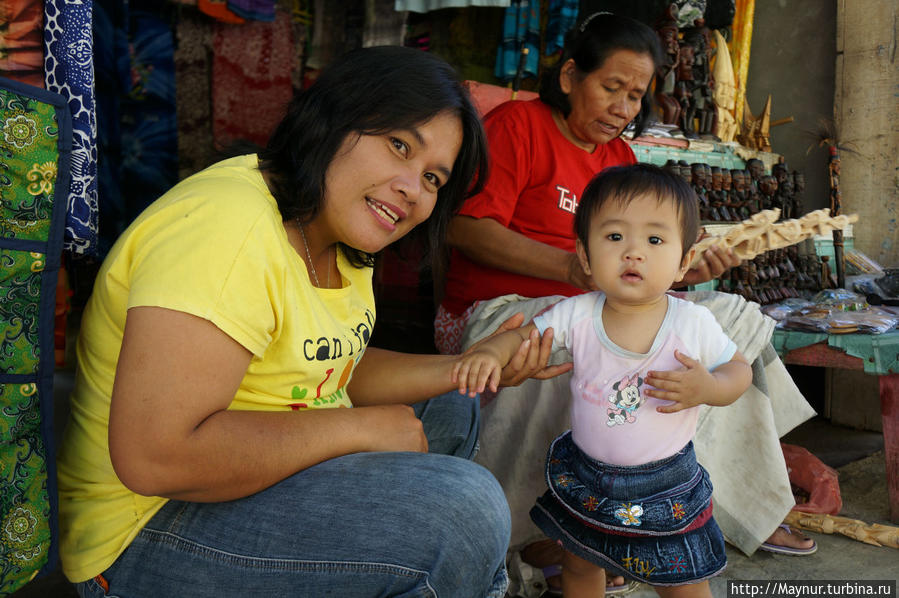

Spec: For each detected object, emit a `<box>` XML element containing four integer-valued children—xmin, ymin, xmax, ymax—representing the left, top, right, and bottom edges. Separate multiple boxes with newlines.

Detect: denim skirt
<box><xmin>529</xmin><ymin>431</ymin><xmax>726</xmax><ymax>586</ymax></box>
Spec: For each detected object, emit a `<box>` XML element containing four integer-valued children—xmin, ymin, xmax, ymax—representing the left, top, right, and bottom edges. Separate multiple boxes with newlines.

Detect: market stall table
<box><xmin>771</xmin><ymin>328</ymin><xmax>899</xmax><ymax>522</ymax></box>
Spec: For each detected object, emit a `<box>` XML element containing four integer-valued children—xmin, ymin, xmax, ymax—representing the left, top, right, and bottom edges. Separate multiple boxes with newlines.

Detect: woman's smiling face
<box><xmin>319</xmin><ymin>110</ymin><xmax>463</xmax><ymax>253</ymax></box>
<box><xmin>560</xmin><ymin>49</ymin><xmax>655</xmax><ymax>149</ymax></box>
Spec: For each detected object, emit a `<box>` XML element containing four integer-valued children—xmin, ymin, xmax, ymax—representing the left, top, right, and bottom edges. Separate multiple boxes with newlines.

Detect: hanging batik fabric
<box><xmin>494</xmin><ymin>0</ymin><xmax>540</xmax><ymax>83</ymax></box>
<box><xmin>43</xmin><ymin>0</ymin><xmax>98</xmax><ymax>255</ymax></box>
<box><xmin>545</xmin><ymin>0</ymin><xmax>578</xmax><ymax>55</ymax></box>
<box><xmin>93</xmin><ymin>0</ymin><xmax>178</xmax><ymax>256</ymax></box>
<box><xmin>0</xmin><ymin>75</ymin><xmax>70</xmax><ymax>596</ymax></box>
<box><xmin>211</xmin><ymin>8</ymin><xmax>295</xmax><ymax>149</ymax></box>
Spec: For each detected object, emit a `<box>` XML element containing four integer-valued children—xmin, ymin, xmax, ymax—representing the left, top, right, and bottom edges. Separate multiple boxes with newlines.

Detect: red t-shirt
<box><xmin>441</xmin><ymin>98</ymin><xmax>637</xmax><ymax>315</ymax></box>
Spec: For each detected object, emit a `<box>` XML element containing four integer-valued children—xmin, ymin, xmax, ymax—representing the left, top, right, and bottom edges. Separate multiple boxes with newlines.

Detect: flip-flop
<box><xmin>540</xmin><ymin>565</ymin><xmax>638</xmax><ymax>596</ymax></box>
<box><xmin>758</xmin><ymin>523</ymin><xmax>818</xmax><ymax>556</ymax></box>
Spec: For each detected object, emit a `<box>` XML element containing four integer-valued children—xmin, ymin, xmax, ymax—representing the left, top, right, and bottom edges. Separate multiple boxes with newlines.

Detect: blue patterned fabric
<box><xmin>0</xmin><ymin>75</ymin><xmax>71</xmax><ymax>594</ymax></box>
<box><xmin>93</xmin><ymin>0</ymin><xmax>177</xmax><ymax>256</ymax></box>
<box><xmin>43</xmin><ymin>0</ymin><xmax>98</xmax><ymax>255</ymax></box>
<box><xmin>545</xmin><ymin>0</ymin><xmax>578</xmax><ymax>55</ymax></box>
<box><xmin>493</xmin><ymin>0</ymin><xmax>540</xmax><ymax>83</ymax></box>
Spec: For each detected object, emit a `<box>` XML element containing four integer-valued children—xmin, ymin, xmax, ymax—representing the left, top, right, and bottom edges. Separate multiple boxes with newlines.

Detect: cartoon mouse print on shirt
<box><xmin>607</xmin><ymin>373</ymin><xmax>645</xmax><ymax>427</ymax></box>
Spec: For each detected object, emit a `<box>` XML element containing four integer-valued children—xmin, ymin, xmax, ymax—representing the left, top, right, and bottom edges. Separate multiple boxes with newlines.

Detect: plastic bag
<box><xmin>782</xmin><ymin>443</ymin><xmax>842</xmax><ymax>515</ymax></box>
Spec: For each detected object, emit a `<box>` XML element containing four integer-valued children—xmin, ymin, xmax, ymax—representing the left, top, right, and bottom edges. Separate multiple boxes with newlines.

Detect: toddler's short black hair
<box><xmin>574</xmin><ymin>163</ymin><xmax>700</xmax><ymax>258</ymax></box>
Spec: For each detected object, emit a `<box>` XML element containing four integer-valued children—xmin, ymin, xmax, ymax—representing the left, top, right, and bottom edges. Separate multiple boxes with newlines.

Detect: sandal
<box><xmin>758</xmin><ymin>523</ymin><xmax>818</xmax><ymax>556</ymax></box>
<box><xmin>540</xmin><ymin>565</ymin><xmax>639</xmax><ymax>596</ymax></box>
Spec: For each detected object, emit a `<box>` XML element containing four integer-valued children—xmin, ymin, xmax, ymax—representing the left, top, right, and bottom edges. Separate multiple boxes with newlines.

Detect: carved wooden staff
<box><xmin>785</xmin><ymin>510</ymin><xmax>899</xmax><ymax>549</ymax></box>
<box><xmin>828</xmin><ymin>145</ymin><xmax>846</xmax><ymax>288</ymax></box>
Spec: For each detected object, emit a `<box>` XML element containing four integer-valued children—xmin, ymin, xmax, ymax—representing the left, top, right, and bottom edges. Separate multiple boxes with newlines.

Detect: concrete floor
<box><xmin>11</xmin><ymin>369</ymin><xmax>898</xmax><ymax>597</ymax></box>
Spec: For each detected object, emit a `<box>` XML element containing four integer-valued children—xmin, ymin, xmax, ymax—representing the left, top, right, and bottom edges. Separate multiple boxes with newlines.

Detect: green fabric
<box><xmin>0</xmin><ymin>82</ymin><xmax>60</xmax><ymax>595</ymax></box>
<box><xmin>0</xmin><ymin>250</ymin><xmax>43</xmax><ymax>375</ymax></box>
<box><xmin>771</xmin><ymin>328</ymin><xmax>899</xmax><ymax>376</ymax></box>
<box><xmin>0</xmin><ymin>95</ymin><xmax>58</xmax><ymax>242</ymax></box>
<box><xmin>0</xmin><ymin>383</ymin><xmax>50</xmax><ymax>587</ymax></box>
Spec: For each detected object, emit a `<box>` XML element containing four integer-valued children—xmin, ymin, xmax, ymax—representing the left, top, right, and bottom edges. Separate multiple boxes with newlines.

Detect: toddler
<box><xmin>455</xmin><ymin>163</ymin><xmax>753</xmax><ymax>597</ymax></box>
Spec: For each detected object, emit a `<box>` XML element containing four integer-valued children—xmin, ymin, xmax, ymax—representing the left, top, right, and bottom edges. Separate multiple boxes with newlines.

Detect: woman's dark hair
<box><xmin>575</xmin><ymin>163</ymin><xmax>700</xmax><ymax>259</ymax></box>
<box><xmin>539</xmin><ymin>12</ymin><xmax>663</xmax><ymax>139</ymax></box>
<box><xmin>259</xmin><ymin>45</ymin><xmax>488</xmax><ymax>272</ymax></box>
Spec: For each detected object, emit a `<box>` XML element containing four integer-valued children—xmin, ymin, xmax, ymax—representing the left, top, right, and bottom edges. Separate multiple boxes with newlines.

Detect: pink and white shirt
<box><xmin>534</xmin><ymin>293</ymin><xmax>737</xmax><ymax>466</ymax></box>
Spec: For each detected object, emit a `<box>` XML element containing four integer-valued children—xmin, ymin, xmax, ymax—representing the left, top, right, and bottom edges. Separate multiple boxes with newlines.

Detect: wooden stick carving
<box><xmin>690</xmin><ymin>208</ymin><xmax>858</xmax><ymax>268</ymax></box>
<box><xmin>784</xmin><ymin>510</ymin><xmax>899</xmax><ymax>549</ymax></box>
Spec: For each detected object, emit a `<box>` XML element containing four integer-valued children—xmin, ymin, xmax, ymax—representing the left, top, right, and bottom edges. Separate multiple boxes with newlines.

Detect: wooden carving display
<box><xmin>690</xmin><ymin>208</ymin><xmax>859</xmax><ymax>268</ymax></box>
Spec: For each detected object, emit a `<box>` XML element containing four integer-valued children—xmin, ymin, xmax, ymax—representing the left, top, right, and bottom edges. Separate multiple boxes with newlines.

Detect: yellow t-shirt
<box><xmin>57</xmin><ymin>154</ymin><xmax>375</xmax><ymax>582</ymax></box>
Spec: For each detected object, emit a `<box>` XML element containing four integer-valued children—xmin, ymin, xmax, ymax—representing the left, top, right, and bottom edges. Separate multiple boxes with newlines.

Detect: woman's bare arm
<box><xmin>108</xmin><ymin>307</ymin><xmax>428</xmax><ymax>503</ymax></box>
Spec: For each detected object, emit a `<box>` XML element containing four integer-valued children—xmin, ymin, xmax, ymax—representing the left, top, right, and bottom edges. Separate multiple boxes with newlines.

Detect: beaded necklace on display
<box><xmin>297</xmin><ymin>220</ymin><xmax>330</xmax><ymax>288</ymax></box>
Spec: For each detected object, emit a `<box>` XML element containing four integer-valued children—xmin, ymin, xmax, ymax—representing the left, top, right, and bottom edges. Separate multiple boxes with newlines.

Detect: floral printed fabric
<box><xmin>0</xmin><ymin>76</ymin><xmax>71</xmax><ymax>595</ymax></box>
<box><xmin>43</xmin><ymin>0</ymin><xmax>98</xmax><ymax>255</ymax></box>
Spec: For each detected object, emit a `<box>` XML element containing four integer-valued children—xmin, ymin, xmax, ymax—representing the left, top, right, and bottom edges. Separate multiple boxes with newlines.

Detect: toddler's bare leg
<box><xmin>655</xmin><ymin>580</ymin><xmax>713</xmax><ymax>598</ymax></box>
<box><xmin>561</xmin><ymin>549</ymin><xmax>606</xmax><ymax>598</ymax></box>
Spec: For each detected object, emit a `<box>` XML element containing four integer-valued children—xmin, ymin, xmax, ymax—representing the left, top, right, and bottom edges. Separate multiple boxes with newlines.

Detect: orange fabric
<box><xmin>198</xmin><ymin>0</ymin><xmax>246</xmax><ymax>24</ymax></box>
<box><xmin>0</xmin><ymin>0</ymin><xmax>44</xmax><ymax>87</ymax></box>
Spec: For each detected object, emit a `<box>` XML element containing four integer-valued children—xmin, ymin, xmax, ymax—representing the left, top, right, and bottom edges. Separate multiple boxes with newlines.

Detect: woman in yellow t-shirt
<box><xmin>57</xmin><ymin>46</ymin><xmax>567</xmax><ymax>598</ymax></box>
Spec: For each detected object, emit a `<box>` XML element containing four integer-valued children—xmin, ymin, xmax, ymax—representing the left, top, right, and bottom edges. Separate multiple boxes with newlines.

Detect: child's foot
<box><xmin>521</xmin><ymin>539</ymin><xmax>631</xmax><ymax>594</ymax></box>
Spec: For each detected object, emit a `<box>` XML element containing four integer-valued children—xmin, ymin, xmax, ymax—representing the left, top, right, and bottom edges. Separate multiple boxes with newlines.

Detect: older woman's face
<box><xmin>560</xmin><ymin>49</ymin><xmax>655</xmax><ymax>148</ymax></box>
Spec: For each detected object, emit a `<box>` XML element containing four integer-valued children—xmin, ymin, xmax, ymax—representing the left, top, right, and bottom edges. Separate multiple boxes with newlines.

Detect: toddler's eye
<box><xmin>649</xmin><ymin>236</ymin><xmax>663</xmax><ymax>245</ymax></box>
<box><xmin>607</xmin><ymin>233</ymin><xmax>622</xmax><ymax>241</ymax></box>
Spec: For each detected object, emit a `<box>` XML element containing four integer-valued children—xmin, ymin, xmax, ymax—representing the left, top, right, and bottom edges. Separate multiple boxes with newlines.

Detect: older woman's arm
<box><xmin>448</xmin><ymin>215</ymin><xmax>597</xmax><ymax>291</ymax></box>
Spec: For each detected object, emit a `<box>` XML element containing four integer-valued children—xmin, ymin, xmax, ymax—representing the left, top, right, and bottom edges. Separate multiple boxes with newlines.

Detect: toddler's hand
<box><xmin>452</xmin><ymin>350</ymin><xmax>502</xmax><ymax>398</ymax></box>
<box><xmin>644</xmin><ymin>350</ymin><xmax>718</xmax><ymax>413</ymax></box>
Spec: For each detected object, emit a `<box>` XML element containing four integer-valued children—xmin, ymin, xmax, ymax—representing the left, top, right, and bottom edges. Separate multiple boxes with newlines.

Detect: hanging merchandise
<box><xmin>211</xmin><ymin>9</ymin><xmax>295</xmax><ymax>149</ymax></box>
<box><xmin>545</xmin><ymin>0</ymin><xmax>578</xmax><ymax>55</ymax></box>
<box><xmin>0</xmin><ymin>0</ymin><xmax>45</xmax><ymax>88</ymax></box>
<box><xmin>363</xmin><ymin>0</ymin><xmax>408</xmax><ymax>48</ymax></box>
<box><xmin>227</xmin><ymin>0</ymin><xmax>277</xmax><ymax>22</ymax></box>
<box><xmin>0</xmin><ymin>76</ymin><xmax>72</xmax><ymax>596</ymax></box>
<box><xmin>43</xmin><ymin>0</ymin><xmax>99</xmax><ymax>255</ymax></box>
<box><xmin>174</xmin><ymin>10</ymin><xmax>216</xmax><ymax>181</ymax></box>
<box><xmin>93</xmin><ymin>0</ymin><xmax>178</xmax><ymax>257</ymax></box>
<box><xmin>395</xmin><ymin>0</ymin><xmax>510</xmax><ymax>12</ymax></box>
<box><xmin>493</xmin><ymin>0</ymin><xmax>539</xmax><ymax>83</ymax></box>
<box><xmin>197</xmin><ymin>0</ymin><xmax>246</xmax><ymax>23</ymax></box>
<box><xmin>711</xmin><ymin>29</ymin><xmax>737</xmax><ymax>142</ymax></box>
<box><xmin>728</xmin><ymin>0</ymin><xmax>754</xmax><ymax>126</ymax></box>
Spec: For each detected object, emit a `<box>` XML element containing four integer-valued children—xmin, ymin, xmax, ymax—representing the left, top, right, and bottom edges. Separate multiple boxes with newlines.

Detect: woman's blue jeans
<box><xmin>75</xmin><ymin>392</ymin><xmax>510</xmax><ymax>598</ymax></box>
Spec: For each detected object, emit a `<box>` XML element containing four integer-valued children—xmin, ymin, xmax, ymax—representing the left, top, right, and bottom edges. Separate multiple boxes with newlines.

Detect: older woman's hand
<box><xmin>566</xmin><ymin>253</ymin><xmax>599</xmax><ymax>291</ymax></box>
<box><xmin>466</xmin><ymin>312</ymin><xmax>573</xmax><ymax>386</ymax></box>
<box><xmin>680</xmin><ymin>245</ymin><xmax>741</xmax><ymax>286</ymax></box>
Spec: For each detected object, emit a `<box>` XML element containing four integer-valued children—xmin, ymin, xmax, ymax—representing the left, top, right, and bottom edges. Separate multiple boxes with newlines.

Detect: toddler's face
<box><xmin>576</xmin><ymin>193</ymin><xmax>693</xmax><ymax>309</ymax></box>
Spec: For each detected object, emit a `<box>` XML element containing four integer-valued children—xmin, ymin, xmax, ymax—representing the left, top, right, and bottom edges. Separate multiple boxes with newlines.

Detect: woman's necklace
<box><xmin>297</xmin><ymin>220</ymin><xmax>330</xmax><ymax>288</ymax></box>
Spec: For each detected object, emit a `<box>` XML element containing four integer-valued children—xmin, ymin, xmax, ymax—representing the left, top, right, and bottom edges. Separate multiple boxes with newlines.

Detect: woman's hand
<box><xmin>566</xmin><ymin>252</ymin><xmax>598</xmax><ymax>291</ymax></box>
<box><xmin>467</xmin><ymin>313</ymin><xmax>573</xmax><ymax>386</ymax></box>
<box><xmin>358</xmin><ymin>405</ymin><xmax>429</xmax><ymax>453</ymax></box>
<box><xmin>680</xmin><ymin>245</ymin><xmax>740</xmax><ymax>286</ymax></box>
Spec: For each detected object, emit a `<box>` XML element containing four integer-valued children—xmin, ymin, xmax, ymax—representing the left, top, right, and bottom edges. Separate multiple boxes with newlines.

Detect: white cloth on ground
<box><xmin>463</xmin><ymin>291</ymin><xmax>816</xmax><ymax>557</ymax></box>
